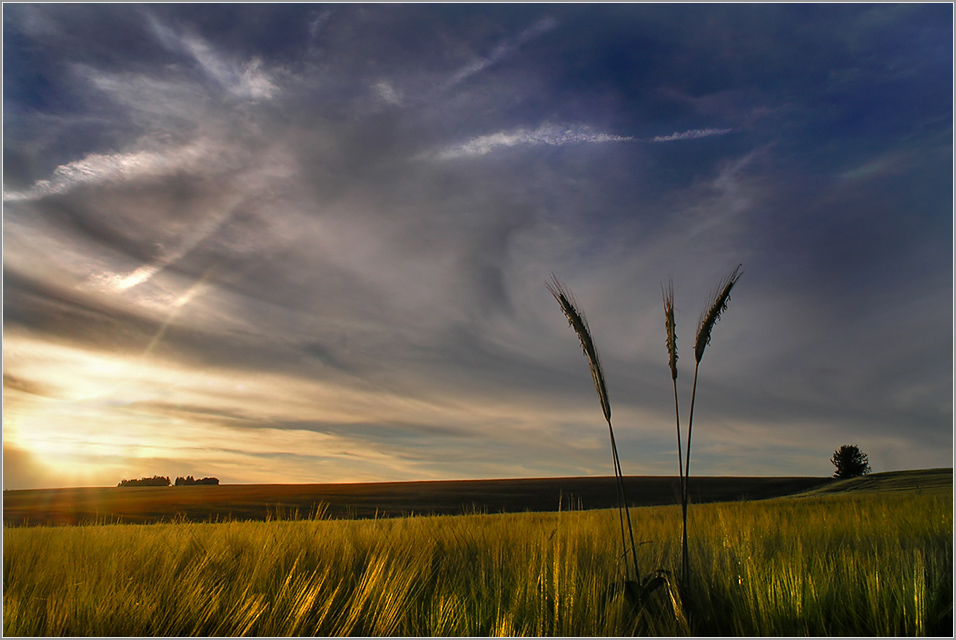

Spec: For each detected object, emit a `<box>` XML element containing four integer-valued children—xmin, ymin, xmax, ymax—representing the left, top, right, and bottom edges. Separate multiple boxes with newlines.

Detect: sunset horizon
<box><xmin>4</xmin><ymin>4</ymin><xmax>953</xmax><ymax>491</ymax></box>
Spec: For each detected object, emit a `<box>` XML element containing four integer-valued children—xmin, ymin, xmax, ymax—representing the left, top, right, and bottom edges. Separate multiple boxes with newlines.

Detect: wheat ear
<box><xmin>546</xmin><ymin>277</ymin><xmax>611</xmax><ymax>424</ymax></box>
<box><xmin>686</xmin><ymin>264</ymin><xmax>742</xmax><ymax>480</ymax></box>
<box><xmin>662</xmin><ymin>280</ymin><xmax>683</xmax><ymax>487</ymax></box>
<box><xmin>664</xmin><ymin>279</ymin><xmax>691</xmax><ymax>583</ymax></box>
<box><xmin>694</xmin><ymin>264</ymin><xmax>742</xmax><ymax>364</ymax></box>
<box><xmin>548</xmin><ymin>275</ymin><xmax>640</xmax><ymax>583</ymax></box>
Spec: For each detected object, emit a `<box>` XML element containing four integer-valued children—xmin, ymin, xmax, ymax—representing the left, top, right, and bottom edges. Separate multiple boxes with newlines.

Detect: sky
<box><xmin>3</xmin><ymin>4</ymin><xmax>953</xmax><ymax>490</ymax></box>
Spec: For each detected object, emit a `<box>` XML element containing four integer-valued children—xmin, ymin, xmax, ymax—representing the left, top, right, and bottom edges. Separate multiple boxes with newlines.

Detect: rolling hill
<box><xmin>4</xmin><ymin>469</ymin><xmax>949</xmax><ymax>527</ymax></box>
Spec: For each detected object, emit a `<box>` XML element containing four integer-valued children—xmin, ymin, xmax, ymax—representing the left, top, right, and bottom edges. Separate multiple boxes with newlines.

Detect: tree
<box><xmin>175</xmin><ymin>475</ymin><xmax>220</xmax><ymax>486</ymax></box>
<box><xmin>831</xmin><ymin>445</ymin><xmax>871</xmax><ymax>479</ymax></box>
<box><xmin>118</xmin><ymin>475</ymin><xmax>171</xmax><ymax>487</ymax></box>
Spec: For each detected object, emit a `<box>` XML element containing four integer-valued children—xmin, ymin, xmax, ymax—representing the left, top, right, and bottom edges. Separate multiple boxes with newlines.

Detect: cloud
<box><xmin>84</xmin><ymin>204</ymin><xmax>236</xmax><ymax>292</ymax></box>
<box><xmin>147</xmin><ymin>15</ymin><xmax>279</xmax><ymax>100</ymax></box>
<box><xmin>432</xmin><ymin>123</ymin><xmax>634</xmax><ymax>159</ymax></box>
<box><xmin>427</xmin><ymin>122</ymin><xmax>732</xmax><ymax>163</ymax></box>
<box><xmin>445</xmin><ymin>16</ymin><xmax>558</xmax><ymax>87</ymax></box>
<box><xmin>3</xmin><ymin>5</ymin><xmax>951</xmax><ymax>488</ymax></box>
<box><xmin>3</xmin><ymin>141</ymin><xmax>214</xmax><ymax>201</ymax></box>
<box><xmin>308</xmin><ymin>8</ymin><xmax>333</xmax><ymax>41</ymax></box>
<box><xmin>372</xmin><ymin>80</ymin><xmax>404</xmax><ymax>106</ymax></box>
<box><xmin>652</xmin><ymin>128</ymin><xmax>734</xmax><ymax>142</ymax></box>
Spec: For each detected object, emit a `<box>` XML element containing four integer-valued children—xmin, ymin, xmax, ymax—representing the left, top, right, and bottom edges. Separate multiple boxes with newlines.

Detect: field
<box><xmin>3</xmin><ymin>469</ymin><xmax>952</xmax><ymax>636</ymax></box>
<box><xmin>3</xmin><ymin>475</ymin><xmax>835</xmax><ymax>526</ymax></box>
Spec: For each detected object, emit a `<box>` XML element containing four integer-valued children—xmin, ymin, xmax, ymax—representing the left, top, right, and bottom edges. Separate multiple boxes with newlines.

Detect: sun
<box><xmin>2</xmin><ymin>386</ymin><xmax>161</xmax><ymax>488</ymax></box>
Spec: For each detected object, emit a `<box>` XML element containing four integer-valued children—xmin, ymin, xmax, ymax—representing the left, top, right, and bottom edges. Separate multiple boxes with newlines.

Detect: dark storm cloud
<box><xmin>3</xmin><ymin>4</ymin><xmax>952</xmax><ymax>487</ymax></box>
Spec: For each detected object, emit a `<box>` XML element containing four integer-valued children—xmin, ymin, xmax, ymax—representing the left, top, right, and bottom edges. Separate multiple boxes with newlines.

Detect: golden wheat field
<box><xmin>3</xmin><ymin>469</ymin><xmax>952</xmax><ymax>636</ymax></box>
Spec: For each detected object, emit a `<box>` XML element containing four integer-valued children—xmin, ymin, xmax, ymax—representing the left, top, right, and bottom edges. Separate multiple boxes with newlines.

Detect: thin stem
<box><xmin>682</xmin><ymin>360</ymin><xmax>701</xmax><ymax>585</ymax></box>
<box><xmin>671</xmin><ymin>377</ymin><xmax>683</xmax><ymax>495</ymax></box>
<box><xmin>672</xmin><ymin>374</ymin><xmax>685</xmax><ymax>583</ymax></box>
<box><xmin>547</xmin><ymin>276</ymin><xmax>641</xmax><ymax>584</ymax></box>
<box><xmin>608</xmin><ymin>424</ymin><xmax>629</xmax><ymax>577</ymax></box>
<box><xmin>608</xmin><ymin>418</ymin><xmax>640</xmax><ymax>583</ymax></box>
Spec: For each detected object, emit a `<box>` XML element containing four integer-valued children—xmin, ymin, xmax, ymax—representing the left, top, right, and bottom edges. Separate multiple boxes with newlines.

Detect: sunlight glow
<box><xmin>3</xmin><ymin>328</ymin><xmax>663</xmax><ymax>488</ymax></box>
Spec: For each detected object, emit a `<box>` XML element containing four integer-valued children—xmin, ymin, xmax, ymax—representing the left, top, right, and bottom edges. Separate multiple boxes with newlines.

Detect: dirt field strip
<box><xmin>3</xmin><ymin>475</ymin><xmax>838</xmax><ymax>526</ymax></box>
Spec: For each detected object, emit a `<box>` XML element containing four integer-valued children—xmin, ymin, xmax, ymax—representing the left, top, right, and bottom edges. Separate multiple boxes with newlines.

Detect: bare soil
<box><xmin>3</xmin><ymin>475</ymin><xmax>836</xmax><ymax>526</ymax></box>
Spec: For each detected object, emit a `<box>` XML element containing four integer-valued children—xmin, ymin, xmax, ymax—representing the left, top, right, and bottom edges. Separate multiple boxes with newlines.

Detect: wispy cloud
<box><xmin>84</xmin><ymin>204</ymin><xmax>235</xmax><ymax>293</ymax></box>
<box><xmin>372</xmin><ymin>80</ymin><xmax>404</xmax><ymax>106</ymax></box>
<box><xmin>429</xmin><ymin>123</ymin><xmax>731</xmax><ymax>159</ymax></box>
<box><xmin>148</xmin><ymin>16</ymin><xmax>278</xmax><ymax>100</ymax></box>
<box><xmin>308</xmin><ymin>8</ymin><xmax>333</xmax><ymax>41</ymax></box>
<box><xmin>445</xmin><ymin>16</ymin><xmax>558</xmax><ymax>88</ymax></box>
<box><xmin>652</xmin><ymin>128</ymin><xmax>734</xmax><ymax>142</ymax></box>
<box><xmin>3</xmin><ymin>4</ymin><xmax>951</xmax><ymax>489</ymax></box>
<box><xmin>2</xmin><ymin>142</ymin><xmax>213</xmax><ymax>201</ymax></box>
<box><xmin>432</xmin><ymin>123</ymin><xmax>633</xmax><ymax>159</ymax></box>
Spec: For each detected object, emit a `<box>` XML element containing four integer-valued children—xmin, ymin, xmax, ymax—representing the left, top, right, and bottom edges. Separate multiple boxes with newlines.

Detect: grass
<box><xmin>797</xmin><ymin>467</ymin><xmax>953</xmax><ymax>495</ymax></box>
<box><xmin>4</xmin><ymin>478</ymin><xmax>951</xmax><ymax>636</ymax></box>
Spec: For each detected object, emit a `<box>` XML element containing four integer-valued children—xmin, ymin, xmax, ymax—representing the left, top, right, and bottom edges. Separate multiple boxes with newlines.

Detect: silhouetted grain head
<box><xmin>547</xmin><ymin>275</ymin><xmax>611</xmax><ymax>423</ymax></box>
<box><xmin>663</xmin><ymin>280</ymin><xmax>678</xmax><ymax>381</ymax></box>
<box><xmin>694</xmin><ymin>265</ymin><xmax>743</xmax><ymax>363</ymax></box>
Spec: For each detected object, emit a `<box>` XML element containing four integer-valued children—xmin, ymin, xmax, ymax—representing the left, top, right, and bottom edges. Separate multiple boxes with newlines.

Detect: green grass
<box><xmin>4</xmin><ymin>478</ymin><xmax>951</xmax><ymax>636</ymax></box>
<box><xmin>796</xmin><ymin>467</ymin><xmax>953</xmax><ymax>496</ymax></box>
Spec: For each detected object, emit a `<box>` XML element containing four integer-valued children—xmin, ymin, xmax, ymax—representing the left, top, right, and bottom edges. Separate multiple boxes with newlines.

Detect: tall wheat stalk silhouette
<box><xmin>668</xmin><ymin>265</ymin><xmax>742</xmax><ymax>583</ymax></box>
<box><xmin>548</xmin><ymin>275</ymin><xmax>640</xmax><ymax>583</ymax></box>
<box><xmin>662</xmin><ymin>280</ymin><xmax>683</xmax><ymax>531</ymax></box>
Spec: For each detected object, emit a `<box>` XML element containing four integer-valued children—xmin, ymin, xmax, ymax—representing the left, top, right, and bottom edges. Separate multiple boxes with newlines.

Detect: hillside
<box><xmin>5</xmin><ymin>475</ymin><xmax>838</xmax><ymax>526</ymax></box>
<box><xmin>795</xmin><ymin>467</ymin><xmax>952</xmax><ymax>496</ymax></box>
<box><xmin>8</xmin><ymin>470</ymin><xmax>949</xmax><ymax>528</ymax></box>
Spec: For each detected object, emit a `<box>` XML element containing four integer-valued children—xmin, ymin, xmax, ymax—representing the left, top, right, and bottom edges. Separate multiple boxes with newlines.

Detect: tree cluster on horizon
<box><xmin>117</xmin><ymin>476</ymin><xmax>171</xmax><ymax>487</ymax></box>
<box><xmin>174</xmin><ymin>476</ymin><xmax>220</xmax><ymax>486</ymax></box>
<box><xmin>117</xmin><ymin>475</ymin><xmax>220</xmax><ymax>487</ymax></box>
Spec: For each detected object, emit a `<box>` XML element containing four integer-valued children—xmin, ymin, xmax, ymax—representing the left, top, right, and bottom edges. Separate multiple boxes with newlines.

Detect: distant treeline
<box><xmin>118</xmin><ymin>476</ymin><xmax>171</xmax><ymax>487</ymax></box>
<box><xmin>175</xmin><ymin>476</ymin><xmax>219</xmax><ymax>486</ymax></box>
<box><xmin>117</xmin><ymin>475</ymin><xmax>220</xmax><ymax>487</ymax></box>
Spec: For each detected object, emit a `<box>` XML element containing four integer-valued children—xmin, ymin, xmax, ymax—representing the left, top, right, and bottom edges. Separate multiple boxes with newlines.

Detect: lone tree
<box><xmin>831</xmin><ymin>445</ymin><xmax>871</xmax><ymax>478</ymax></box>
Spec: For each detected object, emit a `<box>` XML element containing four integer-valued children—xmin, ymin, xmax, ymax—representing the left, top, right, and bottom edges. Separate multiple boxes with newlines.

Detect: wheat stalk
<box><xmin>548</xmin><ymin>275</ymin><xmax>640</xmax><ymax>583</ymax></box>
<box><xmin>686</xmin><ymin>264</ymin><xmax>742</xmax><ymax>479</ymax></box>
<box><xmin>662</xmin><ymin>279</ymin><xmax>681</xmax><ymax>468</ymax></box>
<box><xmin>547</xmin><ymin>277</ymin><xmax>611</xmax><ymax>424</ymax></box>
<box><xmin>681</xmin><ymin>264</ymin><xmax>742</xmax><ymax>582</ymax></box>
<box><xmin>662</xmin><ymin>279</ymin><xmax>684</xmax><ymax>524</ymax></box>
